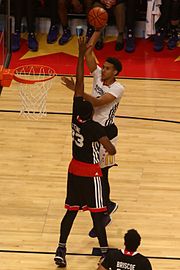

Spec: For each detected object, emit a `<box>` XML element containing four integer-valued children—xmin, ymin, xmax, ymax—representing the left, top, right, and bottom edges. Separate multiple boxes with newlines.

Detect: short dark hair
<box><xmin>124</xmin><ymin>229</ymin><xmax>141</xmax><ymax>252</ymax></box>
<box><xmin>78</xmin><ymin>100</ymin><xmax>93</xmax><ymax>120</ymax></box>
<box><xmin>105</xmin><ymin>57</ymin><xmax>122</xmax><ymax>75</ymax></box>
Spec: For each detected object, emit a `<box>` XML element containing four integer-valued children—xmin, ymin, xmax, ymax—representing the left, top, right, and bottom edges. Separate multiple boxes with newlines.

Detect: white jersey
<box><xmin>92</xmin><ymin>66</ymin><xmax>124</xmax><ymax>127</ymax></box>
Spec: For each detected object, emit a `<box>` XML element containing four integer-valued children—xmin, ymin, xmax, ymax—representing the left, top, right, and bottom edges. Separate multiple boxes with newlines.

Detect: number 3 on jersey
<box><xmin>72</xmin><ymin>128</ymin><xmax>84</xmax><ymax>147</ymax></box>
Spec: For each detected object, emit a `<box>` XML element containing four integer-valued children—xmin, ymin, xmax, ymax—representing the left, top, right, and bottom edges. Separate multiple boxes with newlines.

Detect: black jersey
<box><xmin>101</xmin><ymin>249</ymin><xmax>152</xmax><ymax>270</ymax></box>
<box><xmin>72</xmin><ymin>97</ymin><xmax>106</xmax><ymax>164</ymax></box>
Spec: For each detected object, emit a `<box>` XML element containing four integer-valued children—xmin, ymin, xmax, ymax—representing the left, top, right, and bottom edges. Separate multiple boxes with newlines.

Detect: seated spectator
<box><xmin>167</xmin><ymin>0</ymin><xmax>180</xmax><ymax>50</ymax></box>
<box><xmin>47</xmin><ymin>0</ymin><xmax>94</xmax><ymax>45</ymax></box>
<box><xmin>91</xmin><ymin>0</ymin><xmax>125</xmax><ymax>51</ymax></box>
<box><xmin>97</xmin><ymin>229</ymin><xmax>152</xmax><ymax>270</ymax></box>
<box><xmin>153</xmin><ymin>0</ymin><xmax>180</xmax><ymax>51</ymax></box>
<box><xmin>11</xmin><ymin>0</ymin><xmax>38</xmax><ymax>52</ymax></box>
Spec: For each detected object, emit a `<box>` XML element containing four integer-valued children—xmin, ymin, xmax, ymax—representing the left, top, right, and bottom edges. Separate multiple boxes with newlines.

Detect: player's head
<box><xmin>102</xmin><ymin>57</ymin><xmax>122</xmax><ymax>80</ymax></box>
<box><xmin>78</xmin><ymin>100</ymin><xmax>94</xmax><ymax>121</ymax></box>
<box><xmin>124</xmin><ymin>229</ymin><xmax>141</xmax><ymax>252</ymax></box>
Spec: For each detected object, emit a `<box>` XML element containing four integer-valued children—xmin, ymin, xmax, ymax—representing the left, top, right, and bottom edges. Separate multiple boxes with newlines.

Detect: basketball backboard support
<box><xmin>0</xmin><ymin>0</ymin><xmax>11</xmax><ymax>94</ymax></box>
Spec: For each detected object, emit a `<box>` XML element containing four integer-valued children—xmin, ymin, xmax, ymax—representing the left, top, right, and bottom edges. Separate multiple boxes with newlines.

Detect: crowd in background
<box><xmin>1</xmin><ymin>0</ymin><xmax>179</xmax><ymax>52</ymax></box>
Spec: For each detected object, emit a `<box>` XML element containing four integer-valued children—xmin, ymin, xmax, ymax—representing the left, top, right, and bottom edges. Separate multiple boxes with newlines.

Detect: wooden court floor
<box><xmin>0</xmin><ymin>76</ymin><xmax>180</xmax><ymax>270</ymax></box>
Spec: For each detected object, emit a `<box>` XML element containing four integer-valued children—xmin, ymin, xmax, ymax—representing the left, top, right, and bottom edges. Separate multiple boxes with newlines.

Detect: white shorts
<box><xmin>99</xmin><ymin>136</ymin><xmax>118</xmax><ymax>168</ymax></box>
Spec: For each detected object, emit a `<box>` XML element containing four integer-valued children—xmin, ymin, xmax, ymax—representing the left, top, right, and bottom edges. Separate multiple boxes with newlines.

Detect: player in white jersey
<box><xmin>85</xmin><ymin>30</ymin><xmax>124</xmax><ymax>237</ymax></box>
<box><xmin>61</xmin><ymin>30</ymin><xmax>124</xmax><ymax>237</ymax></box>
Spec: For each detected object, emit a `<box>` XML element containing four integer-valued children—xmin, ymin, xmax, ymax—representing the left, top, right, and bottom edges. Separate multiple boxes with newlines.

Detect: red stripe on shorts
<box><xmin>68</xmin><ymin>158</ymin><xmax>102</xmax><ymax>177</ymax></box>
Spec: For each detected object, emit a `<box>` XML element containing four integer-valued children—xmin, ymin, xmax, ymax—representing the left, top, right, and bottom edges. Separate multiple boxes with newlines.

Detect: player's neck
<box><xmin>123</xmin><ymin>249</ymin><xmax>138</xmax><ymax>256</ymax></box>
<box><xmin>102</xmin><ymin>77</ymin><xmax>115</xmax><ymax>86</ymax></box>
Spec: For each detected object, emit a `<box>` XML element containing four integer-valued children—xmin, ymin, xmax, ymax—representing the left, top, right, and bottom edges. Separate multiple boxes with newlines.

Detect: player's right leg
<box><xmin>54</xmin><ymin>210</ymin><xmax>78</xmax><ymax>267</ymax></box>
<box><xmin>54</xmin><ymin>173</ymin><xmax>79</xmax><ymax>267</ymax></box>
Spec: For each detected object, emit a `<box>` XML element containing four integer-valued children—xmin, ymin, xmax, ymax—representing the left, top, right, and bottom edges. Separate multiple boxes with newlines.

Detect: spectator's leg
<box><xmin>58</xmin><ymin>0</ymin><xmax>72</xmax><ymax>45</ymax></box>
<box><xmin>47</xmin><ymin>0</ymin><xmax>60</xmax><ymax>43</ymax></box>
<box><xmin>114</xmin><ymin>1</ymin><xmax>125</xmax><ymax>51</ymax></box>
<box><xmin>125</xmin><ymin>0</ymin><xmax>137</xmax><ymax>52</ymax></box>
<box><xmin>154</xmin><ymin>0</ymin><xmax>171</xmax><ymax>51</ymax></box>
<box><xmin>26</xmin><ymin>0</ymin><xmax>38</xmax><ymax>51</ymax></box>
<box><xmin>84</xmin><ymin>0</ymin><xmax>95</xmax><ymax>42</ymax></box>
<box><xmin>12</xmin><ymin>0</ymin><xmax>23</xmax><ymax>51</ymax></box>
<box><xmin>14</xmin><ymin>0</ymin><xmax>23</xmax><ymax>32</ymax></box>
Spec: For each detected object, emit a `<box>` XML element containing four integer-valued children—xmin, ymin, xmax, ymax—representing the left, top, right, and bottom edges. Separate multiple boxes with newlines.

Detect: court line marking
<box><xmin>0</xmin><ymin>109</ymin><xmax>179</xmax><ymax>125</ymax></box>
<box><xmin>0</xmin><ymin>249</ymin><xmax>180</xmax><ymax>260</ymax></box>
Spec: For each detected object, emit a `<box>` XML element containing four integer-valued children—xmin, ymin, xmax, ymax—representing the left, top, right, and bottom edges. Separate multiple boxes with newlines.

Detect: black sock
<box><xmin>59</xmin><ymin>210</ymin><xmax>78</xmax><ymax>244</ymax></box>
<box><xmin>101</xmin><ymin>167</ymin><xmax>110</xmax><ymax>204</ymax></box>
<box><xmin>58</xmin><ymin>243</ymin><xmax>66</xmax><ymax>248</ymax></box>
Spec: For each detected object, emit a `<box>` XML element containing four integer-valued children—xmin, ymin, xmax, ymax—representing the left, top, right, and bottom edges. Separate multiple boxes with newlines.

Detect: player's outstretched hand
<box><xmin>78</xmin><ymin>36</ymin><xmax>87</xmax><ymax>56</ymax></box>
<box><xmin>61</xmin><ymin>76</ymin><xmax>75</xmax><ymax>91</ymax></box>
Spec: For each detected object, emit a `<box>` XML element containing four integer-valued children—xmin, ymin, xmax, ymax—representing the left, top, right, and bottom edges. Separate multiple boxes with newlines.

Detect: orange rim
<box><xmin>13</xmin><ymin>64</ymin><xmax>56</xmax><ymax>84</ymax></box>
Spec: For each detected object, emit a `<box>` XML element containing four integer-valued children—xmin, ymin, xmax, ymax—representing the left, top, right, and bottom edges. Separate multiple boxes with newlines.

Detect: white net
<box><xmin>14</xmin><ymin>65</ymin><xmax>56</xmax><ymax>120</ymax></box>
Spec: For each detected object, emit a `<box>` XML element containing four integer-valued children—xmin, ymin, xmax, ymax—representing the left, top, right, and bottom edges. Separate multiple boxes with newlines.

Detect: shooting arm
<box><xmin>85</xmin><ymin>31</ymin><xmax>101</xmax><ymax>73</ymax></box>
<box><xmin>83</xmin><ymin>92</ymin><xmax>116</xmax><ymax>107</ymax></box>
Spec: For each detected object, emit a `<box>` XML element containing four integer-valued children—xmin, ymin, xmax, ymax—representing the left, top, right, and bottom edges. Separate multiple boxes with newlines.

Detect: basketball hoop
<box><xmin>1</xmin><ymin>64</ymin><xmax>56</xmax><ymax>120</ymax></box>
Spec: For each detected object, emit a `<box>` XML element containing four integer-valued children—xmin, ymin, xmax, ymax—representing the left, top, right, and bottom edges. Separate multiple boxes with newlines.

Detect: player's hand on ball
<box><xmin>88</xmin><ymin>7</ymin><xmax>108</xmax><ymax>29</ymax></box>
<box><xmin>61</xmin><ymin>76</ymin><xmax>75</xmax><ymax>91</ymax></box>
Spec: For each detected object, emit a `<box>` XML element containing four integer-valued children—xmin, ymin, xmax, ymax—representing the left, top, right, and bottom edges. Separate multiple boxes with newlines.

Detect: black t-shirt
<box><xmin>72</xmin><ymin>97</ymin><xmax>106</xmax><ymax>164</ymax></box>
<box><xmin>101</xmin><ymin>249</ymin><xmax>152</xmax><ymax>270</ymax></box>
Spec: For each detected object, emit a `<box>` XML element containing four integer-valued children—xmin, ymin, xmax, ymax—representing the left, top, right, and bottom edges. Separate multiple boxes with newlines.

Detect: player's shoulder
<box><xmin>90</xmin><ymin>119</ymin><xmax>104</xmax><ymax>129</ymax></box>
<box><xmin>135</xmin><ymin>253</ymin><xmax>152</xmax><ymax>267</ymax></box>
<box><xmin>84</xmin><ymin>119</ymin><xmax>102</xmax><ymax>129</ymax></box>
<box><xmin>92</xmin><ymin>65</ymin><xmax>101</xmax><ymax>76</ymax></box>
<box><xmin>113</xmin><ymin>80</ymin><xmax>125</xmax><ymax>92</ymax></box>
<box><xmin>84</xmin><ymin>120</ymin><xmax>106</xmax><ymax>137</ymax></box>
<box><xmin>106</xmin><ymin>248</ymin><xmax>121</xmax><ymax>257</ymax></box>
<box><xmin>109</xmin><ymin>81</ymin><xmax>124</xmax><ymax>98</ymax></box>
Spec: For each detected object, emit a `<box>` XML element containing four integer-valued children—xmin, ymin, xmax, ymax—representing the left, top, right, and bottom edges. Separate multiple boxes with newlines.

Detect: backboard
<box><xmin>0</xmin><ymin>0</ymin><xmax>11</xmax><ymax>94</ymax></box>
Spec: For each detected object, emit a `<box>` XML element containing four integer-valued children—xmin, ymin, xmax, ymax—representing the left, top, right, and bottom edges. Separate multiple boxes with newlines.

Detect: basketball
<box><xmin>88</xmin><ymin>7</ymin><xmax>108</xmax><ymax>30</ymax></box>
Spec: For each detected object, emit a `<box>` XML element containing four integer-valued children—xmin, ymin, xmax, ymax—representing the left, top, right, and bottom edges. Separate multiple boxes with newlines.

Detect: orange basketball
<box><xmin>88</xmin><ymin>7</ymin><xmax>108</xmax><ymax>30</ymax></box>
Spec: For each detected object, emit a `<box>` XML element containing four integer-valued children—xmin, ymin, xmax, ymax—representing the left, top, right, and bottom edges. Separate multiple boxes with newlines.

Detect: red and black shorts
<box><xmin>65</xmin><ymin>172</ymin><xmax>108</xmax><ymax>212</ymax></box>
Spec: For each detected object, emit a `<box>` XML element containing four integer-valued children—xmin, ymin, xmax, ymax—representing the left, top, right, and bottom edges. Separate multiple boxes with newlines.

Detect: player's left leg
<box><xmin>91</xmin><ymin>211</ymin><xmax>109</xmax><ymax>256</ymax></box>
<box><xmin>102</xmin><ymin>166</ymin><xmax>118</xmax><ymax>215</ymax></box>
<box><xmin>113</xmin><ymin>1</ymin><xmax>125</xmax><ymax>51</ymax></box>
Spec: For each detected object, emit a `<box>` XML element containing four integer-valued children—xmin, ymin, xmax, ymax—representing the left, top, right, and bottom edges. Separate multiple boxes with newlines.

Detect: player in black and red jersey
<box><xmin>97</xmin><ymin>229</ymin><xmax>152</xmax><ymax>270</ymax></box>
<box><xmin>54</xmin><ymin>36</ymin><xmax>116</xmax><ymax>268</ymax></box>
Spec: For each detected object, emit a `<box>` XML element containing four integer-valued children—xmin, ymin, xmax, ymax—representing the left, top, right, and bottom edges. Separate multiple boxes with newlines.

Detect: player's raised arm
<box><xmin>85</xmin><ymin>30</ymin><xmax>101</xmax><ymax>73</ymax></box>
<box><xmin>74</xmin><ymin>36</ymin><xmax>87</xmax><ymax>97</ymax></box>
